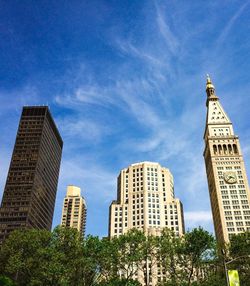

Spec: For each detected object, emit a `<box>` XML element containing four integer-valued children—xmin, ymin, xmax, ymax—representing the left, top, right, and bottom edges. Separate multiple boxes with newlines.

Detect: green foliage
<box><xmin>96</xmin><ymin>278</ymin><xmax>141</xmax><ymax>286</ymax></box>
<box><xmin>157</xmin><ymin>227</ymin><xmax>216</xmax><ymax>286</ymax></box>
<box><xmin>0</xmin><ymin>228</ymin><xmax>51</xmax><ymax>286</ymax></box>
<box><xmin>229</xmin><ymin>231</ymin><xmax>250</xmax><ymax>257</ymax></box>
<box><xmin>115</xmin><ymin>229</ymin><xmax>146</xmax><ymax>281</ymax></box>
<box><xmin>0</xmin><ymin>276</ymin><xmax>15</xmax><ymax>286</ymax></box>
<box><xmin>156</xmin><ymin>228</ymin><xmax>183</xmax><ymax>285</ymax></box>
<box><xmin>34</xmin><ymin>226</ymin><xmax>86</xmax><ymax>286</ymax></box>
<box><xmin>228</xmin><ymin>231</ymin><xmax>250</xmax><ymax>286</ymax></box>
<box><xmin>0</xmin><ymin>227</ymin><xmax>249</xmax><ymax>286</ymax></box>
<box><xmin>182</xmin><ymin>227</ymin><xmax>216</xmax><ymax>285</ymax></box>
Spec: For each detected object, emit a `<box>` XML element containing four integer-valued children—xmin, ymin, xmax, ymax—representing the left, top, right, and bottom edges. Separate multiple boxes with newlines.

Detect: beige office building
<box><xmin>61</xmin><ymin>185</ymin><xmax>87</xmax><ymax>236</ymax></box>
<box><xmin>203</xmin><ymin>76</ymin><xmax>250</xmax><ymax>243</ymax></box>
<box><xmin>109</xmin><ymin>162</ymin><xmax>185</xmax><ymax>285</ymax></box>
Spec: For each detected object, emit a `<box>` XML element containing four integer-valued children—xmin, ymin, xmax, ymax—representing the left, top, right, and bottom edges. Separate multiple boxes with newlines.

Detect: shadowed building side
<box><xmin>0</xmin><ymin>106</ymin><xmax>63</xmax><ymax>243</ymax></box>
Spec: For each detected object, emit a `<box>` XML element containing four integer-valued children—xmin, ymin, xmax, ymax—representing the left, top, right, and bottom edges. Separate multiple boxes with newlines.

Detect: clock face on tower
<box><xmin>223</xmin><ymin>172</ymin><xmax>237</xmax><ymax>184</ymax></box>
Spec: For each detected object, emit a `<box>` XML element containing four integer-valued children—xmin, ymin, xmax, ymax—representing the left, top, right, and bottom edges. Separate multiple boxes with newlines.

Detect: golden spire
<box><xmin>206</xmin><ymin>74</ymin><xmax>215</xmax><ymax>90</ymax></box>
<box><xmin>205</xmin><ymin>74</ymin><xmax>218</xmax><ymax>105</ymax></box>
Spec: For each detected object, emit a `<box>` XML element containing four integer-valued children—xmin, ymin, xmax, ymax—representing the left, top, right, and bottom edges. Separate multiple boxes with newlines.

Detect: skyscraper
<box><xmin>0</xmin><ymin>106</ymin><xmax>63</xmax><ymax>243</ymax></box>
<box><xmin>203</xmin><ymin>76</ymin><xmax>250</xmax><ymax>243</ymax></box>
<box><xmin>109</xmin><ymin>162</ymin><xmax>184</xmax><ymax>285</ymax></box>
<box><xmin>61</xmin><ymin>185</ymin><xmax>87</xmax><ymax>236</ymax></box>
<box><xmin>109</xmin><ymin>161</ymin><xmax>184</xmax><ymax>237</ymax></box>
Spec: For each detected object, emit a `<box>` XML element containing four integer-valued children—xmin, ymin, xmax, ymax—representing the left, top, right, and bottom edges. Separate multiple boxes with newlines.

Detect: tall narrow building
<box><xmin>61</xmin><ymin>185</ymin><xmax>87</xmax><ymax>236</ymax></box>
<box><xmin>203</xmin><ymin>76</ymin><xmax>250</xmax><ymax>243</ymax></box>
<box><xmin>0</xmin><ymin>106</ymin><xmax>63</xmax><ymax>243</ymax></box>
<box><xmin>109</xmin><ymin>161</ymin><xmax>185</xmax><ymax>237</ymax></box>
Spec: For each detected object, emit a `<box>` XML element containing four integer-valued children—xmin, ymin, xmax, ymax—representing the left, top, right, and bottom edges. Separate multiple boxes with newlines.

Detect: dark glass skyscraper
<box><xmin>0</xmin><ymin>106</ymin><xmax>63</xmax><ymax>243</ymax></box>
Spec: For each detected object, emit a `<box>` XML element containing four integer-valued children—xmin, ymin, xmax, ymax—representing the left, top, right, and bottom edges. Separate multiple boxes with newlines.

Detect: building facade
<box><xmin>0</xmin><ymin>106</ymin><xmax>63</xmax><ymax>243</ymax></box>
<box><xmin>203</xmin><ymin>77</ymin><xmax>250</xmax><ymax>243</ymax></box>
<box><xmin>109</xmin><ymin>162</ymin><xmax>185</xmax><ymax>285</ymax></box>
<box><xmin>61</xmin><ymin>185</ymin><xmax>87</xmax><ymax>236</ymax></box>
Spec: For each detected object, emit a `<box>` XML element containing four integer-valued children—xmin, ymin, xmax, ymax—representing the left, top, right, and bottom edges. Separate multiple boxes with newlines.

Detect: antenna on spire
<box><xmin>206</xmin><ymin>74</ymin><xmax>211</xmax><ymax>83</ymax></box>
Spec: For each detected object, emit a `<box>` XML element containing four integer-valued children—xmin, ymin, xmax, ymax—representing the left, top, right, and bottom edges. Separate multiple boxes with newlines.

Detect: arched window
<box><xmin>213</xmin><ymin>145</ymin><xmax>218</xmax><ymax>155</ymax></box>
<box><xmin>223</xmin><ymin>144</ymin><xmax>227</xmax><ymax>155</ymax></box>
<box><xmin>218</xmin><ymin>145</ymin><xmax>222</xmax><ymax>155</ymax></box>
<box><xmin>233</xmin><ymin>144</ymin><xmax>238</xmax><ymax>154</ymax></box>
<box><xmin>228</xmin><ymin>144</ymin><xmax>233</xmax><ymax>154</ymax></box>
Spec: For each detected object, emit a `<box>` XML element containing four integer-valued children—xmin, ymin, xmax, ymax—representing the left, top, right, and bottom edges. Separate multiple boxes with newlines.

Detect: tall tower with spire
<box><xmin>203</xmin><ymin>76</ymin><xmax>250</xmax><ymax>243</ymax></box>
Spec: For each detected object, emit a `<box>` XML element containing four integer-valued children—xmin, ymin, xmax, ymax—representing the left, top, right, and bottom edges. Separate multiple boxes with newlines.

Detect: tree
<box><xmin>1</xmin><ymin>226</ymin><xmax>248</xmax><ymax>286</ymax></box>
<box><xmin>82</xmin><ymin>235</ymin><xmax>104</xmax><ymax>286</ymax></box>
<box><xmin>33</xmin><ymin>226</ymin><xmax>85</xmax><ymax>286</ymax></box>
<box><xmin>156</xmin><ymin>228</ymin><xmax>184</xmax><ymax>286</ymax></box>
<box><xmin>141</xmin><ymin>234</ymin><xmax>158</xmax><ymax>286</ymax></box>
<box><xmin>95</xmin><ymin>237</ymin><xmax>119</xmax><ymax>283</ymax></box>
<box><xmin>96</xmin><ymin>278</ymin><xmax>141</xmax><ymax>286</ymax></box>
<box><xmin>0</xmin><ymin>226</ymin><xmax>98</xmax><ymax>286</ymax></box>
<box><xmin>0</xmin><ymin>228</ymin><xmax>51</xmax><ymax>286</ymax></box>
<box><xmin>228</xmin><ymin>231</ymin><xmax>250</xmax><ymax>286</ymax></box>
<box><xmin>182</xmin><ymin>227</ymin><xmax>215</xmax><ymax>286</ymax></box>
<box><xmin>0</xmin><ymin>276</ymin><xmax>15</xmax><ymax>286</ymax></box>
<box><xmin>115</xmin><ymin>229</ymin><xmax>146</xmax><ymax>283</ymax></box>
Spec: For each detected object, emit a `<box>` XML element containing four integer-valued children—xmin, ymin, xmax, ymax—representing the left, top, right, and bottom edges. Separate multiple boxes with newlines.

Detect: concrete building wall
<box><xmin>109</xmin><ymin>162</ymin><xmax>185</xmax><ymax>285</ymax></box>
<box><xmin>61</xmin><ymin>185</ymin><xmax>87</xmax><ymax>236</ymax></box>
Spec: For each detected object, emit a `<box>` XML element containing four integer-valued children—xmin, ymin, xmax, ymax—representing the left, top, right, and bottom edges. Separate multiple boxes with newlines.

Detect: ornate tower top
<box><xmin>206</xmin><ymin>74</ymin><xmax>214</xmax><ymax>89</ymax></box>
<box><xmin>203</xmin><ymin>76</ymin><xmax>250</xmax><ymax>244</ymax></box>
<box><xmin>204</xmin><ymin>76</ymin><xmax>232</xmax><ymax>139</ymax></box>
<box><xmin>206</xmin><ymin>74</ymin><xmax>218</xmax><ymax>104</ymax></box>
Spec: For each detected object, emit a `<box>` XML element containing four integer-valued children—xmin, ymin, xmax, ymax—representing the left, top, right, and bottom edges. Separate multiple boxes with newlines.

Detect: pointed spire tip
<box><xmin>206</xmin><ymin>74</ymin><xmax>212</xmax><ymax>83</ymax></box>
<box><xmin>206</xmin><ymin>74</ymin><xmax>214</xmax><ymax>89</ymax></box>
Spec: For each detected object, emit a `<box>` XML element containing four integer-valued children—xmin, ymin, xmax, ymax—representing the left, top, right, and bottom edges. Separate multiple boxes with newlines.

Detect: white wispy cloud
<box><xmin>58</xmin><ymin>158</ymin><xmax>116</xmax><ymax>200</ymax></box>
<box><xmin>55</xmin><ymin>85</ymin><xmax>116</xmax><ymax>109</ymax></box>
<box><xmin>216</xmin><ymin>1</ymin><xmax>250</xmax><ymax>47</ymax></box>
<box><xmin>0</xmin><ymin>85</ymin><xmax>40</xmax><ymax>114</ymax></box>
<box><xmin>2</xmin><ymin>1</ymin><xmax>249</xmax><ymax>237</ymax></box>
<box><xmin>184</xmin><ymin>211</ymin><xmax>213</xmax><ymax>231</ymax></box>
<box><xmin>185</xmin><ymin>211</ymin><xmax>212</xmax><ymax>222</ymax></box>
<box><xmin>154</xmin><ymin>2</ymin><xmax>179</xmax><ymax>55</ymax></box>
<box><xmin>115</xmin><ymin>39</ymin><xmax>169</xmax><ymax>70</ymax></box>
<box><xmin>57</xmin><ymin>117</ymin><xmax>111</xmax><ymax>143</ymax></box>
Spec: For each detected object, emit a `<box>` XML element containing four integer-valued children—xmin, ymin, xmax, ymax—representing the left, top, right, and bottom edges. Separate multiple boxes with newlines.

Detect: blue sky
<box><xmin>1</xmin><ymin>0</ymin><xmax>250</xmax><ymax>237</ymax></box>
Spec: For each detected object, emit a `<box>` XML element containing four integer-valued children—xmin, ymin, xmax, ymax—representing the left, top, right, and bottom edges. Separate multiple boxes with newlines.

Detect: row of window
<box><xmin>225</xmin><ymin>210</ymin><xmax>250</xmax><ymax>215</ymax></box>
<box><xmin>224</xmin><ymin>205</ymin><xmax>249</xmax><ymax>210</ymax></box>
<box><xmin>228</xmin><ymin>227</ymin><xmax>249</xmax><ymax>232</ymax></box>
<box><xmin>223</xmin><ymin>200</ymin><xmax>249</xmax><ymax>205</ymax></box>
<box><xmin>222</xmin><ymin>195</ymin><xmax>248</xmax><ymax>199</ymax></box>
<box><xmin>225</xmin><ymin>216</ymin><xmax>250</xmax><ymax>221</ymax></box>
<box><xmin>217</xmin><ymin>165</ymin><xmax>241</xmax><ymax>170</ymax></box>
<box><xmin>221</xmin><ymin>190</ymin><xmax>246</xmax><ymax>195</ymax></box>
